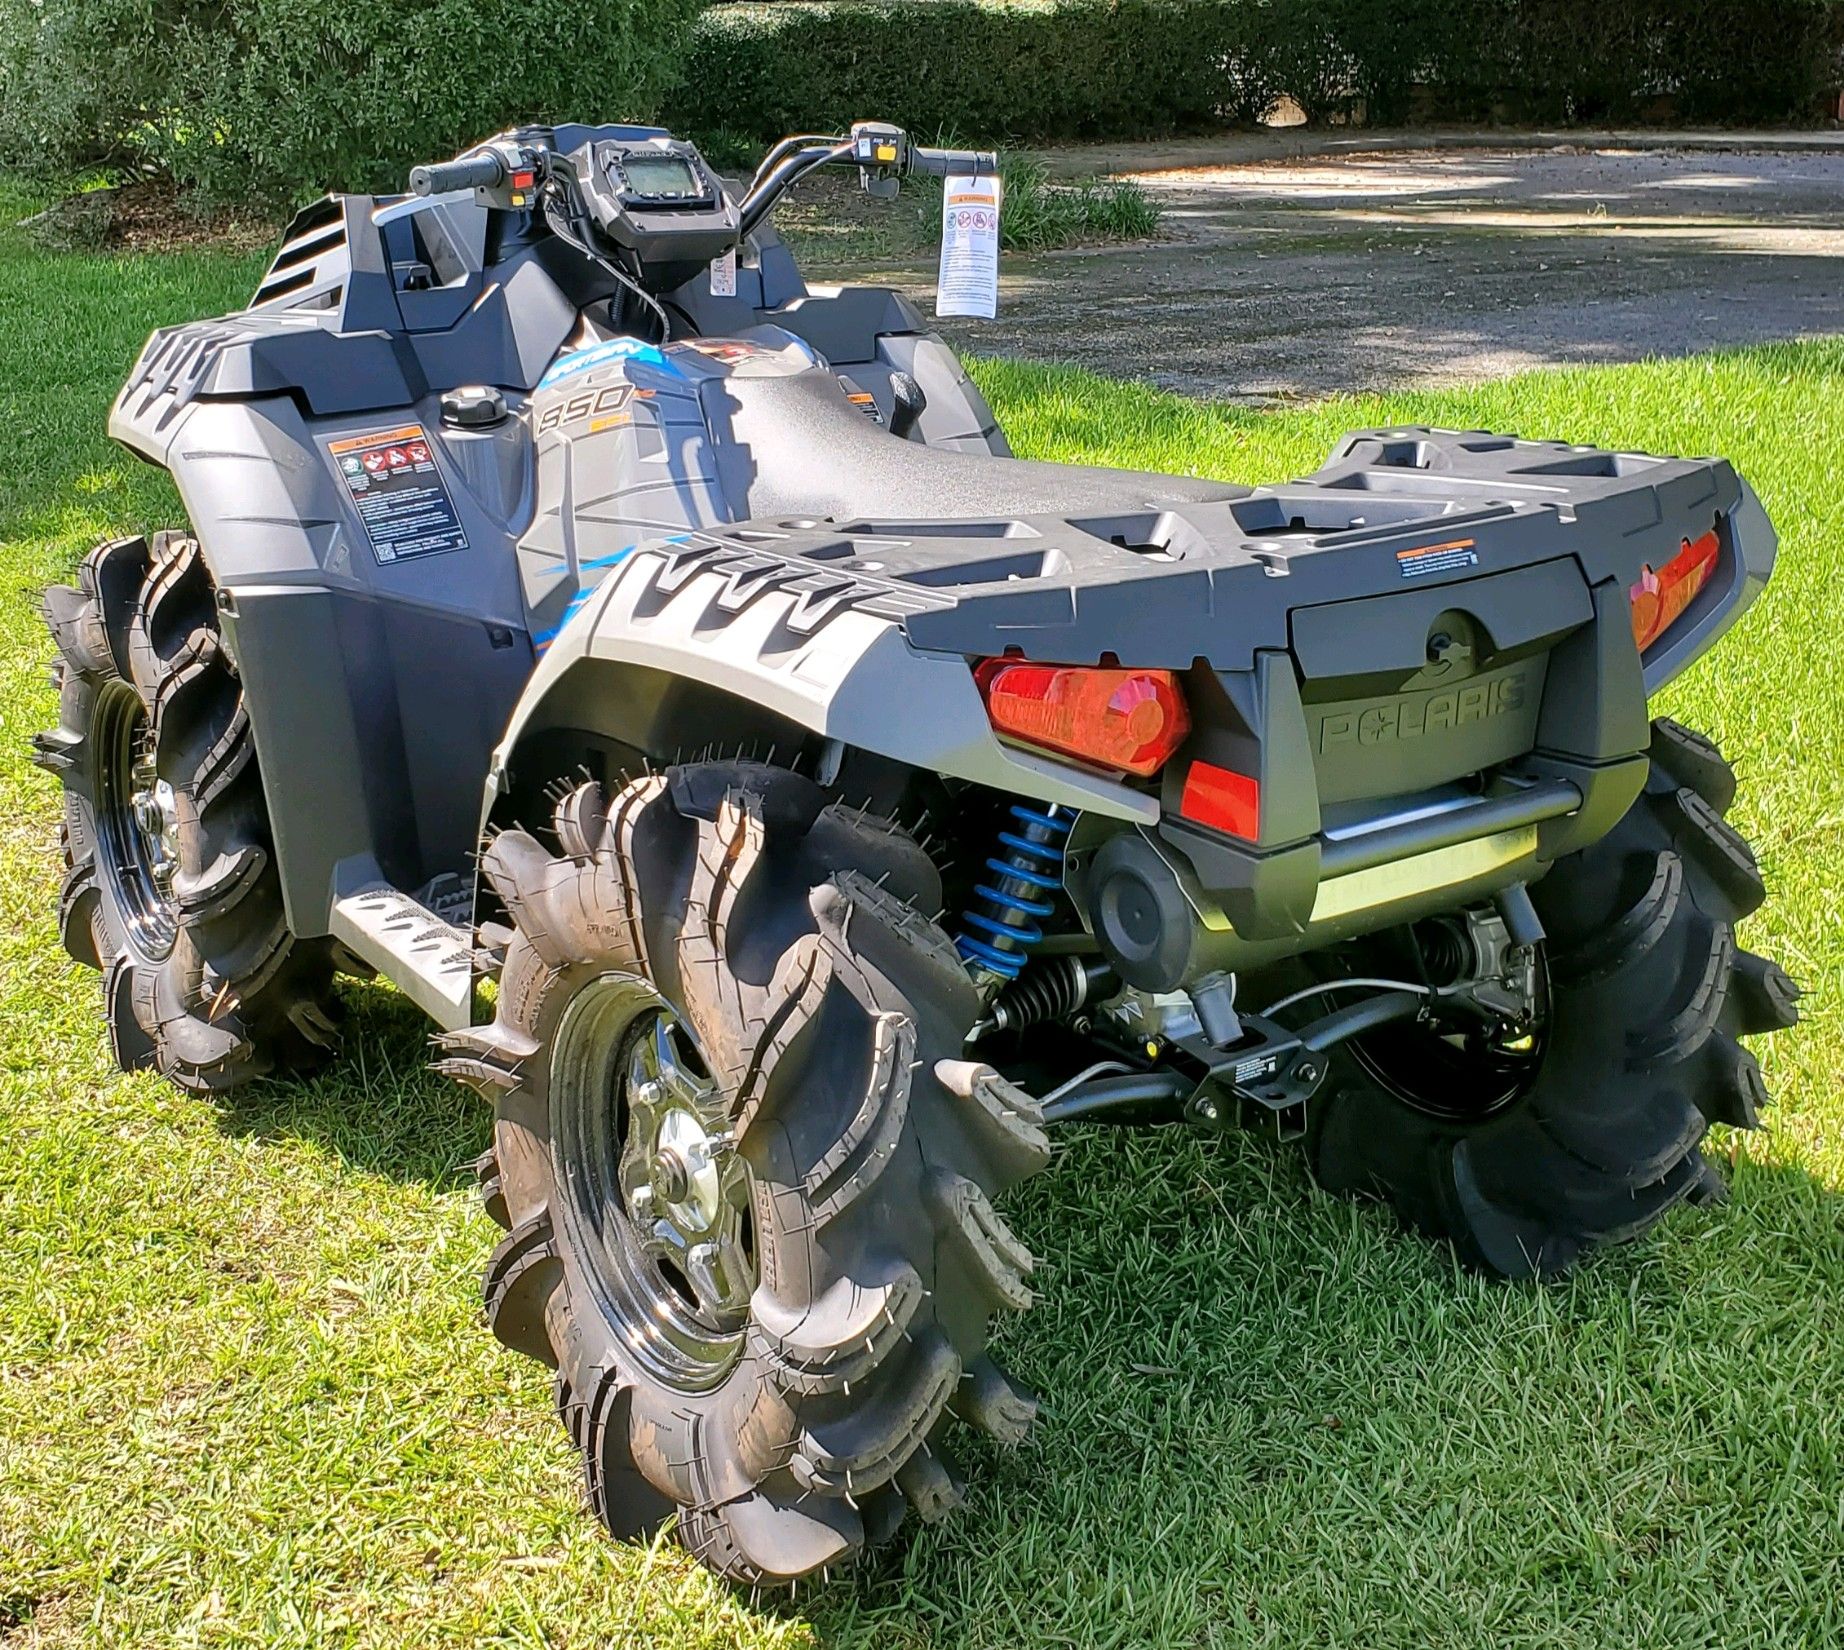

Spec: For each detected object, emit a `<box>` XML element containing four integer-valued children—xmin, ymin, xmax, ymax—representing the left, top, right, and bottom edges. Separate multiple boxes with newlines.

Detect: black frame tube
<box><xmin>1041</xmin><ymin>1073</ymin><xmax>1190</xmax><ymax>1124</ymax></box>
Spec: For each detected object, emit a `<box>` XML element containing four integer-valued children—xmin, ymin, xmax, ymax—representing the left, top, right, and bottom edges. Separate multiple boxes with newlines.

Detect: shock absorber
<box><xmin>957</xmin><ymin>803</ymin><xmax>1073</xmax><ymax>986</ymax></box>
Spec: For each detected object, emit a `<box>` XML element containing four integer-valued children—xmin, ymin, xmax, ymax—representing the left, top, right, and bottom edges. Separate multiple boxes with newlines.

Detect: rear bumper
<box><xmin>1040</xmin><ymin>437</ymin><xmax>1772</xmax><ymax>990</ymax></box>
<box><xmin>1073</xmin><ymin>562</ymin><xmax>1662</xmax><ymax>988</ymax></box>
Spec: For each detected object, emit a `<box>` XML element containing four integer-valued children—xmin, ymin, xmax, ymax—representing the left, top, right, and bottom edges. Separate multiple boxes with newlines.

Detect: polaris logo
<box><xmin>1316</xmin><ymin>669</ymin><xmax>1529</xmax><ymax>752</ymax></box>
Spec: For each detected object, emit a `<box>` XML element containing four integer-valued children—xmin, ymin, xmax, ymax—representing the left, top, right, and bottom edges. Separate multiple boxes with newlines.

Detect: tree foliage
<box><xmin>0</xmin><ymin>0</ymin><xmax>702</xmax><ymax>205</ymax></box>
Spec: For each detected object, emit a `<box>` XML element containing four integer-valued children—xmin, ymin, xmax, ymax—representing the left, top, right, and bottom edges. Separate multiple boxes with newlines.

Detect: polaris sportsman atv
<box><xmin>36</xmin><ymin>120</ymin><xmax>1800</xmax><ymax>1587</ymax></box>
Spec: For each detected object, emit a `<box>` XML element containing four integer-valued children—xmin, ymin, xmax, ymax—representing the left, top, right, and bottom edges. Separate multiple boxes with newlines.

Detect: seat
<box><xmin>708</xmin><ymin>367</ymin><xmax>1248</xmax><ymax>524</ymax></box>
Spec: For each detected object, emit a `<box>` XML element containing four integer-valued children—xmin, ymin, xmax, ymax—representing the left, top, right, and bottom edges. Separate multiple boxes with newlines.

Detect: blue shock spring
<box><xmin>956</xmin><ymin>803</ymin><xmax>1073</xmax><ymax>982</ymax></box>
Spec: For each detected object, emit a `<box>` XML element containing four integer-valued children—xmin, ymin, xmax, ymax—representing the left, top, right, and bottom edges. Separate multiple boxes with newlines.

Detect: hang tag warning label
<box><xmin>936</xmin><ymin>173</ymin><xmax>1002</xmax><ymax>319</ymax></box>
<box><xmin>329</xmin><ymin>424</ymin><xmax>468</xmax><ymax>565</ymax></box>
<box><xmin>709</xmin><ymin>246</ymin><xmax>737</xmax><ymax>297</ymax></box>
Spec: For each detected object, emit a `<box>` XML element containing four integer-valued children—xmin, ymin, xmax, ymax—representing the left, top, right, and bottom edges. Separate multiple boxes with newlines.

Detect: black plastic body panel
<box><xmin>223</xmin><ymin>588</ymin><xmax>530</xmax><ymax>918</ymax></box>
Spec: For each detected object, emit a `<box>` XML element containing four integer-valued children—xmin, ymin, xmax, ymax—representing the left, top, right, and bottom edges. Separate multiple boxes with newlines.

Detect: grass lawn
<box><xmin>1</xmin><ymin>202</ymin><xmax>1839</xmax><ymax>1649</ymax></box>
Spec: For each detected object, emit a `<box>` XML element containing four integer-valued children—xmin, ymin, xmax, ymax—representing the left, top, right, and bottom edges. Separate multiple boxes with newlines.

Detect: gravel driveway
<box><xmin>879</xmin><ymin>141</ymin><xmax>1844</xmax><ymax>401</ymax></box>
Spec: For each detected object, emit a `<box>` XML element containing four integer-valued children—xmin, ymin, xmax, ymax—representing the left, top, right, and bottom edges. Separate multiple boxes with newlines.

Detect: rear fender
<box><xmin>484</xmin><ymin>541</ymin><xmax>1158</xmax><ymax>832</ymax></box>
<box><xmin>111</xmin><ymin>357</ymin><xmax>533</xmax><ymax>941</ymax></box>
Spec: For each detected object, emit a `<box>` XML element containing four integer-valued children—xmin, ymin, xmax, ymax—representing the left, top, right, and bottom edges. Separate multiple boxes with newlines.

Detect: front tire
<box><xmin>444</xmin><ymin>761</ymin><xmax>1051</xmax><ymax>1586</ymax></box>
<box><xmin>1306</xmin><ymin>719</ymin><xmax>1800</xmax><ymax>1278</ymax></box>
<box><xmin>34</xmin><ymin>532</ymin><xmax>338</xmax><ymax>1090</ymax></box>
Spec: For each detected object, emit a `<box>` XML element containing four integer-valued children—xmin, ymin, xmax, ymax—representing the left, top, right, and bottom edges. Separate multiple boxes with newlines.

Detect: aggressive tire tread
<box><xmin>1647</xmin><ymin>716</ymin><xmax>1738</xmax><ymax>814</ymax></box>
<box><xmin>483</xmin><ymin>1213</ymin><xmax>562</xmax><ymax>1367</ymax></box>
<box><xmin>459</xmin><ymin>760</ymin><xmax>1046</xmax><ymax>1587</ymax></box>
<box><xmin>1308</xmin><ymin>718</ymin><xmax>1796</xmax><ymax>1279</ymax></box>
<box><xmin>38</xmin><ymin>533</ymin><xmax>338</xmax><ymax>1092</ymax></box>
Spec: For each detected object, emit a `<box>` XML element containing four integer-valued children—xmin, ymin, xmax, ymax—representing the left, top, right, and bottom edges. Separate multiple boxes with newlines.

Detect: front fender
<box><xmin>484</xmin><ymin>541</ymin><xmax>1158</xmax><ymax>831</ymax></box>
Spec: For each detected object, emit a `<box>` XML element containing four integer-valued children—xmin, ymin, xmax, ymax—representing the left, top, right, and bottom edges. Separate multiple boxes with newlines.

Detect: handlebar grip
<box><xmin>409</xmin><ymin>152</ymin><xmax>507</xmax><ymax>197</ymax></box>
<box><xmin>910</xmin><ymin>146</ymin><xmax>999</xmax><ymax>179</ymax></box>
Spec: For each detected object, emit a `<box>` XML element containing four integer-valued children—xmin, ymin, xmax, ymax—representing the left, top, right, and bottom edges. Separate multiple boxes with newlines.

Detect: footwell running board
<box><xmin>330</xmin><ymin>872</ymin><xmax>475</xmax><ymax>1030</ymax></box>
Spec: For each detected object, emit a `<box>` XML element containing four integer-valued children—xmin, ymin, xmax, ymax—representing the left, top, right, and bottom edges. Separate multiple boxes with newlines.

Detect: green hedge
<box><xmin>667</xmin><ymin>0</ymin><xmax>1844</xmax><ymax>143</ymax></box>
<box><xmin>3</xmin><ymin>0</ymin><xmax>1839</xmax><ymax>208</ymax></box>
<box><xmin>0</xmin><ymin>0</ymin><xmax>701</xmax><ymax>206</ymax></box>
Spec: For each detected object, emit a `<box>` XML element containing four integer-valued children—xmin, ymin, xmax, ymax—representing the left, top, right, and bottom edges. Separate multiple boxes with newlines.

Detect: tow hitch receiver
<box><xmin>1182</xmin><ymin>994</ymin><xmax>1428</xmax><ymax>1136</ymax></box>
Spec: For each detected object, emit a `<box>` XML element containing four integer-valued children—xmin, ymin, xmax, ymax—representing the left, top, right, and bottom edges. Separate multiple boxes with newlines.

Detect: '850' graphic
<box><xmin>534</xmin><ymin>381</ymin><xmax>655</xmax><ymax>435</ymax></box>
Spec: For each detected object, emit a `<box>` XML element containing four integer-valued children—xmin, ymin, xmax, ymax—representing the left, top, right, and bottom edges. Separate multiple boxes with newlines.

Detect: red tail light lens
<box><xmin>1180</xmin><ymin>760</ymin><xmax>1261</xmax><ymax>841</ymax></box>
<box><xmin>976</xmin><ymin>661</ymin><xmax>1191</xmax><ymax>777</ymax></box>
<box><xmin>1630</xmin><ymin>528</ymin><xmax>1720</xmax><ymax>653</ymax></box>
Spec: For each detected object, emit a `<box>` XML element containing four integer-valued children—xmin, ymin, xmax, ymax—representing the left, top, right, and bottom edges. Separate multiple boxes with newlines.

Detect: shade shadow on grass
<box><xmin>208</xmin><ymin>979</ymin><xmax>491</xmax><ymax>1195</ymax></box>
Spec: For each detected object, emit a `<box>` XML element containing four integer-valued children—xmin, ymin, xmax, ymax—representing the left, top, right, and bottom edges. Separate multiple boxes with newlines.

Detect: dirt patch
<box><xmin>775</xmin><ymin>172</ymin><xmax>933</xmax><ymax>268</ymax></box>
<box><xmin>778</xmin><ymin>168</ymin><xmax>1163</xmax><ymax>270</ymax></box>
<box><xmin>884</xmin><ymin>145</ymin><xmax>1844</xmax><ymax>400</ymax></box>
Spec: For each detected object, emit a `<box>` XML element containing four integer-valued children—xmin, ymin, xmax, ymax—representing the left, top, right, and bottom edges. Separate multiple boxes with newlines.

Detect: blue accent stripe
<box><xmin>537</xmin><ymin>337</ymin><xmax>670</xmax><ymax>387</ymax></box>
<box><xmin>531</xmin><ymin>547</ymin><xmax>643</xmax><ymax>652</ymax></box>
<box><xmin>529</xmin><ymin>533</ymin><xmax>692</xmax><ymax>652</ymax></box>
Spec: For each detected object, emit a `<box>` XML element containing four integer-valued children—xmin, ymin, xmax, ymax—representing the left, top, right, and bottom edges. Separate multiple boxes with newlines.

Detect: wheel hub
<box><xmin>129</xmin><ymin>755</ymin><xmax>180</xmax><ymax>904</ymax></box>
<box><xmin>616</xmin><ymin>1014</ymin><xmax>755</xmax><ymax>1329</ymax></box>
<box><xmin>550</xmin><ymin>976</ymin><xmax>760</xmax><ymax>1391</ymax></box>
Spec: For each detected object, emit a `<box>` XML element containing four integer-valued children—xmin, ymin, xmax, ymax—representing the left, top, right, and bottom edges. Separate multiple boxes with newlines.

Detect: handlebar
<box><xmin>909</xmin><ymin>146</ymin><xmax>999</xmax><ymax>178</ymax></box>
<box><xmin>736</xmin><ymin>129</ymin><xmax>999</xmax><ymax>238</ymax></box>
<box><xmin>408</xmin><ymin>151</ymin><xmax>507</xmax><ymax>197</ymax></box>
<box><xmin>405</xmin><ymin>125</ymin><xmax>1002</xmax><ymax>255</ymax></box>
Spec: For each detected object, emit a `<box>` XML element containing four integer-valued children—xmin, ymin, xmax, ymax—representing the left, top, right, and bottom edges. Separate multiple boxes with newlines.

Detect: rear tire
<box><xmin>443</xmin><ymin>761</ymin><xmax>1050</xmax><ymax>1586</ymax></box>
<box><xmin>1306</xmin><ymin>719</ymin><xmax>1800</xmax><ymax>1279</ymax></box>
<box><xmin>34</xmin><ymin>532</ymin><xmax>338</xmax><ymax>1091</ymax></box>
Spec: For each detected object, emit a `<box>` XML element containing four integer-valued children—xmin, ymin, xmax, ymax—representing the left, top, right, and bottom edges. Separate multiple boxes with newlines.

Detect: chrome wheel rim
<box><xmin>93</xmin><ymin>680</ymin><xmax>178</xmax><ymax>960</ymax></box>
<box><xmin>551</xmin><ymin>975</ymin><xmax>756</xmax><ymax>1391</ymax></box>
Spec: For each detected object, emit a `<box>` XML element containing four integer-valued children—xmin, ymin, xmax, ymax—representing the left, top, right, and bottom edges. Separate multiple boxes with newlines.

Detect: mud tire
<box><xmin>1307</xmin><ymin>718</ymin><xmax>1799</xmax><ymax>1278</ymax></box>
<box><xmin>34</xmin><ymin>533</ymin><xmax>338</xmax><ymax>1090</ymax></box>
<box><xmin>445</xmin><ymin>761</ymin><xmax>1050</xmax><ymax>1586</ymax></box>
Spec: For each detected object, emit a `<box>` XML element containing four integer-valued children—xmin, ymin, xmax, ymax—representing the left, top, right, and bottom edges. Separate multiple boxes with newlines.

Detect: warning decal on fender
<box><xmin>328</xmin><ymin>424</ymin><xmax>468</xmax><ymax>564</ymax></box>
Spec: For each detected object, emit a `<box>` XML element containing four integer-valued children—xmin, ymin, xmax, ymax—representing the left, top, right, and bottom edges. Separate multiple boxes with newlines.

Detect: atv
<box><xmin>35</xmin><ymin>120</ymin><xmax>1800</xmax><ymax>1587</ymax></box>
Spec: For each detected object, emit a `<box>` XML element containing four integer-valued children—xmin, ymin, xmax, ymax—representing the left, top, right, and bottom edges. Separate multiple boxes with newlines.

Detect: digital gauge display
<box><xmin>620</xmin><ymin>154</ymin><xmax>704</xmax><ymax>202</ymax></box>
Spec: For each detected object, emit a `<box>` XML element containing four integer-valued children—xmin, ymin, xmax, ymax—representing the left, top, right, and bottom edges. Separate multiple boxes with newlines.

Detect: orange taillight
<box><xmin>1631</xmin><ymin>528</ymin><xmax>1721</xmax><ymax>653</ymax></box>
<box><xmin>1178</xmin><ymin>760</ymin><xmax>1261</xmax><ymax>841</ymax></box>
<box><xmin>976</xmin><ymin>661</ymin><xmax>1190</xmax><ymax>777</ymax></box>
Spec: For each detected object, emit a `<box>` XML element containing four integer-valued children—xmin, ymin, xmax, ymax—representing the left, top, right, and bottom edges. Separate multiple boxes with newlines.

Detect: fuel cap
<box><xmin>441</xmin><ymin>384</ymin><xmax>508</xmax><ymax>428</ymax></box>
